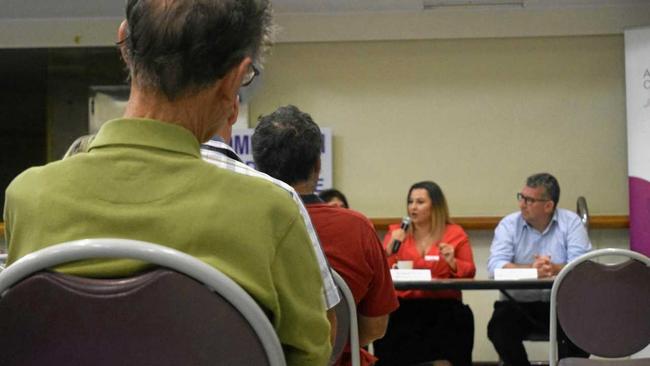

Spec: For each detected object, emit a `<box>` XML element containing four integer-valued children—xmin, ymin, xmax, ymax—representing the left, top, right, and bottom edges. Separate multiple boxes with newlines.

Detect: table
<box><xmin>394</xmin><ymin>277</ymin><xmax>555</xmax><ymax>334</ymax></box>
<box><xmin>393</xmin><ymin>278</ymin><xmax>554</xmax><ymax>291</ymax></box>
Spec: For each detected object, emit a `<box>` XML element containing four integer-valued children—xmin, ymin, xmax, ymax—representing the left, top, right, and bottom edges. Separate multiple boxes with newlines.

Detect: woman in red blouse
<box><xmin>374</xmin><ymin>181</ymin><xmax>476</xmax><ymax>366</ymax></box>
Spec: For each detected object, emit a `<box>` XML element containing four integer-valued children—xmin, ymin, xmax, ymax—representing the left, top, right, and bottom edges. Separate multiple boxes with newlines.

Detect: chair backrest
<box><xmin>0</xmin><ymin>238</ymin><xmax>286</xmax><ymax>366</ymax></box>
<box><xmin>329</xmin><ymin>270</ymin><xmax>361</xmax><ymax>366</ymax></box>
<box><xmin>576</xmin><ymin>196</ymin><xmax>589</xmax><ymax>230</ymax></box>
<box><xmin>549</xmin><ymin>248</ymin><xmax>650</xmax><ymax>366</ymax></box>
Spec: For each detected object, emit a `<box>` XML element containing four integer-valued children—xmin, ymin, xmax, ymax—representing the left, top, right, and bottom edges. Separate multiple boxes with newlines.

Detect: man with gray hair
<box><xmin>3</xmin><ymin>1</ymin><xmax>331</xmax><ymax>364</ymax></box>
<box><xmin>487</xmin><ymin>173</ymin><xmax>591</xmax><ymax>366</ymax></box>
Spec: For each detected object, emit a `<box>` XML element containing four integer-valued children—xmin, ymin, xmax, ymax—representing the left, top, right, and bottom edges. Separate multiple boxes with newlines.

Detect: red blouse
<box><xmin>383</xmin><ymin>223</ymin><xmax>476</xmax><ymax>300</ymax></box>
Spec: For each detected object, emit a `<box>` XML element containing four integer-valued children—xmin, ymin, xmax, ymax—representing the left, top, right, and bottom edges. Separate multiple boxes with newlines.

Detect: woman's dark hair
<box><xmin>318</xmin><ymin>189</ymin><xmax>349</xmax><ymax>208</ymax></box>
<box><xmin>407</xmin><ymin>181</ymin><xmax>451</xmax><ymax>239</ymax></box>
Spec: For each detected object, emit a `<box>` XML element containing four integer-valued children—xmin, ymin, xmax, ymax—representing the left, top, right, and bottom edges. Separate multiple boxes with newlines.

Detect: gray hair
<box><xmin>526</xmin><ymin>172</ymin><xmax>560</xmax><ymax>207</ymax></box>
<box><xmin>121</xmin><ymin>0</ymin><xmax>274</xmax><ymax>100</ymax></box>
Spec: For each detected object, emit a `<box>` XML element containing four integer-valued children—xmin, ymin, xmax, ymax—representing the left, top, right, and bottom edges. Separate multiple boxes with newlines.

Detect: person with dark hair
<box><xmin>319</xmin><ymin>189</ymin><xmax>349</xmax><ymax>209</ymax></box>
<box><xmin>375</xmin><ymin>181</ymin><xmax>476</xmax><ymax>366</ymax></box>
<box><xmin>3</xmin><ymin>2</ymin><xmax>333</xmax><ymax>364</ymax></box>
<box><xmin>252</xmin><ymin>105</ymin><xmax>399</xmax><ymax>366</ymax></box>
<box><xmin>487</xmin><ymin>172</ymin><xmax>592</xmax><ymax>366</ymax></box>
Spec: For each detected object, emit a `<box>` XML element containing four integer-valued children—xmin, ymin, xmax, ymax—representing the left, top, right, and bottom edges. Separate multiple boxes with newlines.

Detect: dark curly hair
<box><xmin>252</xmin><ymin>105</ymin><xmax>321</xmax><ymax>186</ymax></box>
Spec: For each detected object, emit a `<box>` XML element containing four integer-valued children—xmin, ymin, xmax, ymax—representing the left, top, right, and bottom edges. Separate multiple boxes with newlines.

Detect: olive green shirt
<box><xmin>4</xmin><ymin>118</ymin><xmax>331</xmax><ymax>366</ymax></box>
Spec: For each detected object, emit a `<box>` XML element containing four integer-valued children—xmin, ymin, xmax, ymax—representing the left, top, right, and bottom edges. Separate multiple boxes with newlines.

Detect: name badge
<box><xmin>424</xmin><ymin>255</ymin><xmax>439</xmax><ymax>261</ymax></box>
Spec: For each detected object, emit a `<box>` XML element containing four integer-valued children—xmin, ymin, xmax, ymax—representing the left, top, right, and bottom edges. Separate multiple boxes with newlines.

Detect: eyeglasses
<box><xmin>516</xmin><ymin>192</ymin><xmax>550</xmax><ymax>205</ymax></box>
<box><xmin>242</xmin><ymin>64</ymin><xmax>259</xmax><ymax>87</ymax></box>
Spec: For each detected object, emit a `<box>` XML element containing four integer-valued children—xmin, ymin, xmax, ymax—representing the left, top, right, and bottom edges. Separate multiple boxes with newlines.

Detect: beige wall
<box><xmin>250</xmin><ymin>35</ymin><xmax>628</xmax><ymax>218</ymax></box>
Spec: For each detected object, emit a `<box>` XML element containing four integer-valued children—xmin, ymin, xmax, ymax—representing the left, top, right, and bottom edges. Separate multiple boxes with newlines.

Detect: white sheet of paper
<box><xmin>390</xmin><ymin>269</ymin><xmax>432</xmax><ymax>282</ymax></box>
<box><xmin>494</xmin><ymin>268</ymin><xmax>538</xmax><ymax>280</ymax></box>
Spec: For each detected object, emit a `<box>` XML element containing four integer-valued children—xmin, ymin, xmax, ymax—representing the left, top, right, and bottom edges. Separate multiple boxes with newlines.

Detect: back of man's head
<box><xmin>526</xmin><ymin>172</ymin><xmax>560</xmax><ymax>207</ymax></box>
<box><xmin>121</xmin><ymin>0</ymin><xmax>273</xmax><ymax>100</ymax></box>
<box><xmin>252</xmin><ymin>105</ymin><xmax>322</xmax><ymax>186</ymax></box>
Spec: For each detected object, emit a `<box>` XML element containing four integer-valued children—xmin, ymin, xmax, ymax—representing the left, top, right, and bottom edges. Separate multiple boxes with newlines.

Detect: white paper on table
<box><xmin>494</xmin><ymin>268</ymin><xmax>538</xmax><ymax>280</ymax></box>
<box><xmin>390</xmin><ymin>269</ymin><xmax>432</xmax><ymax>282</ymax></box>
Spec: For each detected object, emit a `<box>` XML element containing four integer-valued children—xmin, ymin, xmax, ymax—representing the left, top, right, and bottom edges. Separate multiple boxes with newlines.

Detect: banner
<box><xmin>624</xmin><ymin>26</ymin><xmax>650</xmax><ymax>257</ymax></box>
<box><xmin>231</xmin><ymin>128</ymin><xmax>333</xmax><ymax>191</ymax></box>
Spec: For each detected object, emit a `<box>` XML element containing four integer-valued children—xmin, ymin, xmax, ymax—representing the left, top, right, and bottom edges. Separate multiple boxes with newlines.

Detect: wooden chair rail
<box><xmin>0</xmin><ymin>216</ymin><xmax>629</xmax><ymax>238</ymax></box>
<box><xmin>372</xmin><ymin>215</ymin><xmax>629</xmax><ymax>231</ymax></box>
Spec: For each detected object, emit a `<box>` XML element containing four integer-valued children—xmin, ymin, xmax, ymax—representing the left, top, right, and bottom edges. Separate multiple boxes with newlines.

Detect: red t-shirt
<box><xmin>306</xmin><ymin>203</ymin><xmax>399</xmax><ymax>366</ymax></box>
<box><xmin>384</xmin><ymin>223</ymin><xmax>476</xmax><ymax>301</ymax></box>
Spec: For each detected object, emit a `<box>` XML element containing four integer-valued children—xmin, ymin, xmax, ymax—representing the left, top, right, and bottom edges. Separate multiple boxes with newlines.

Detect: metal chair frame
<box><xmin>331</xmin><ymin>270</ymin><xmax>361</xmax><ymax>366</ymax></box>
<box><xmin>0</xmin><ymin>238</ymin><xmax>286</xmax><ymax>366</ymax></box>
<box><xmin>549</xmin><ymin>248</ymin><xmax>650</xmax><ymax>366</ymax></box>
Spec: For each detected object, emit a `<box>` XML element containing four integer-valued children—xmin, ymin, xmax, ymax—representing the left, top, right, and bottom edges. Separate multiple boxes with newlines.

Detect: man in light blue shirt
<box><xmin>487</xmin><ymin>173</ymin><xmax>591</xmax><ymax>366</ymax></box>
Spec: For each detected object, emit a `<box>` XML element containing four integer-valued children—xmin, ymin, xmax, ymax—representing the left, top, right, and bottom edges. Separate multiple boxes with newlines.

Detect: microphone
<box><xmin>391</xmin><ymin>216</ymin><xmax>411</xmax><ymax>254</ymax></box>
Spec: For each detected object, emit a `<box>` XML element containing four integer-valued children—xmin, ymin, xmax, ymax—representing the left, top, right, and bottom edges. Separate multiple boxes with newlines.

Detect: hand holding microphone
<box><xmin>390</xmin><ymin>216</ymin><xmax>411</xmax><ymax>254</ymax></box>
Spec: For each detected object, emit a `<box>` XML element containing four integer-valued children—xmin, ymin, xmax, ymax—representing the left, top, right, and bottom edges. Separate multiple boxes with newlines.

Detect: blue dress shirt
<box><xmin>488</xmin><ymin>208</ymin><xmax>592</xmax><ymax>301</ymax></box>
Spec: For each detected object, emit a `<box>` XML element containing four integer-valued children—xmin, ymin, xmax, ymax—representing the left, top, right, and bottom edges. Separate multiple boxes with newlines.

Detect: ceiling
<box><xmin>1</xmin><ymin>0</ymin><xmax>649</xmax><ymax>19</ymax></box>
<box><xmin>1</xmin><ymin>0</ymin><xmax>649</xmax><ymax>47</ymax></box>
<box><xmin>272</xmin><ymin>0</ymin><xmax>650</xmax><ymax>13</ymax></box>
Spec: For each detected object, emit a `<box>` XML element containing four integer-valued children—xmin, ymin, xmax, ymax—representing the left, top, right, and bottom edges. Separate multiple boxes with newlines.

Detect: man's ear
<box><xmin>315</xmin><ymin>157</ymin><xmax>322</xmax><ymax>175</ymax></box>
<box><xmin>117</xmin><ymin>20</ymin><xmax>129</xmax><ymax>62</ymax></box>
<box><xmin>544</xmin><ymin>200</ymin><xmax>555</xmax><ymax>213</ymax></box>
<box><xmin>226</xmin><ymin>95</ymin><xmax>239</xmax><ymax>138</ymax></box>
<box><xmin>217</xmin><ymin>57</ymin><xmax>251</xmax><ymax>106</ymax></box>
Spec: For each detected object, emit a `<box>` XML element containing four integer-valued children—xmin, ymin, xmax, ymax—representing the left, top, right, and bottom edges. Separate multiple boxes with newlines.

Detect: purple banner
<box><xmin>629</xmin><ymin>176</ymin><xmax>650</xmax><ymax>257</ymax></box>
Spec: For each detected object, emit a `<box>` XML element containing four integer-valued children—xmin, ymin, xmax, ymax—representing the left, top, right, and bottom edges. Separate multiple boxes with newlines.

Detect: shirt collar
<box><xmin>201</xmin><ymin>135</ymin><xmax>243</xmax><ymax>163</ymax></box>
<box><xmin>521</xmin><ymin>209</ymin><xmax>559</xmax><ymax>235</ymax></box>
<box><xmin>89</xmin><ymin>118</ymin><xmax>201</xmax><ymax>158</ymax></box>
<box><xmin>300</xmin><ymin>194</ymin><xmax>324</xmax><ymax>205</ymax></box>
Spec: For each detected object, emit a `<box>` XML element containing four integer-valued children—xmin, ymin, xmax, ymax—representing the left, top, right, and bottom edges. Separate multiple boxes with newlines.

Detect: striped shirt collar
<box><xmin>201</xmin><ymin>136</ymin><xmax>243</xmax><ymax>163</ymax></box>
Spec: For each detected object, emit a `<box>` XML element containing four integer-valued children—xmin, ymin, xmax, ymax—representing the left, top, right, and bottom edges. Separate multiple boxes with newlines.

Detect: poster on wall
<box><xmin>624</xmin><ymin>26</ymin><xmax>650</xmax><ymax>257</ymax></box>
<box><xmin>231</xmin><ymin>128</ymin><xmax>333</xmax><ymax>191</ymax></box>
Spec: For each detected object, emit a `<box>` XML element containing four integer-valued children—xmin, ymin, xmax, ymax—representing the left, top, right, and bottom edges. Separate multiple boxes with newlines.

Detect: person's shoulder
<box><xmin>198</xmin><ymin>159</ymin><xmax>299</xmax><ymax>212</ymax></box>
<box><xmin>339</xmin><ymin>207</ymin><xmax>374</xmax><ymax>227</ymax></box>
<box><xmin>556</xmin><ymin>208</ymin><xmax>580</xmax><ymax>220</ymax></box>
<box><xmin>498</xmin><ymin>211</ymin><xmax>522</xmax><ymax>225</ymax></box>
<box><xmin>444</xmin><ymin>223</ymin><xmax>470</xmax><ymax>241</ymax></box>
<box><xmin>555</xmin><ymin>208</ymin><xmax>584</xmax><ymax>229</ymax></box>
<box><xmin>310</xmin><ymin>204</ymin><xmax>375</xmax><ymax>229</ymax></box>
<box><xmin>6</xmin><ymin>159</ymin><xmax>69</xmax><ymax>196</ymax></box>
<box><xmin>6</xmin><ymin>167</ymin><xmax>39</xmax><ymax>198</ymax></box>
<box><xmin>386</xmin><ymin>222</ymin><xmax>402</xmax><ymax>231</ymax></box>
<box><xmin>200</xmin><ymin>156</ymin><xmax>294</xmax><ymax>195</ymax></box>
<box><xmin>445</xmin><ymin>222</ymin><xmax>467</xmax><ymax>235</ymax></box>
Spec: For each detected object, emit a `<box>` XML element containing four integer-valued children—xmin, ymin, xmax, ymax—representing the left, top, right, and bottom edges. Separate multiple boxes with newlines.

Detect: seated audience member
<box><xmin>200</xmin><ymin>110</ymin><xmax>341</xmax><ymax>344</ymax></box>
<box><xmin>252</xmin><ymin>105</ymin><xmax>399</xmax><ymax>366</ymax></box>
<box><xmin>63</xmin><ymin>111</ymin><xmax>342</xmax><ymax>329</ymax></box>
<box><xmin>319</xmin><ymin>188</ymin><xmax>350</xmax><ymax>208</ymax></box>
<box><xmin>375</xmin><ymin>181</ymin><xmax>476</xmax><ymax>366</ymax></box>
<box><xmin>487</xmin><ymin>172</ymin><xmax>591</xmax><ymax>366</ymax></box>
<box><xmin>63</xmin><ymin>113</ymin><xmax>342</xmax><ymax>345</ymax></box>
<box><xmin>2</xmin><ymin>1</ymin><xmax>332</xmax><ymax>364</ymax></box>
